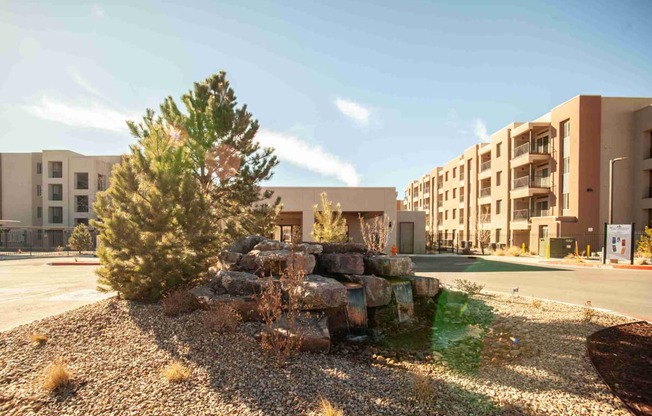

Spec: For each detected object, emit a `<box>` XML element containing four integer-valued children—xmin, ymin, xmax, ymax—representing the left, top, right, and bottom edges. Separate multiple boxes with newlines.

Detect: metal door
<box><xmin>538</xmin><ymin>225</ymin><xmax>549</xmax><ymax>256</ymax></box>
<box><xmin>399</xmin><ymin>222</ymin><xmax>414</xmax><ymax>254</ymax></box>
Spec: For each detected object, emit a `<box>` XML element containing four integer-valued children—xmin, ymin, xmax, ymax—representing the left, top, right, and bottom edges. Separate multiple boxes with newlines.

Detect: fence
<box><xmin>0</xmin><ymin>228</ymin><xmax>99</xmax><ymax>258</ymax></box>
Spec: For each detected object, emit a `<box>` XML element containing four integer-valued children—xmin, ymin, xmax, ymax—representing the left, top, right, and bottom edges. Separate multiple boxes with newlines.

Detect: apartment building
<box><xmin>0</xmin><ymin>150</ymin><xmax>121</xmax><ymax>247</ymax></box>
<box><xmin>405</xmin><ymin>95</ymin><xmax>652</xmax><ymax>254</ymax></box>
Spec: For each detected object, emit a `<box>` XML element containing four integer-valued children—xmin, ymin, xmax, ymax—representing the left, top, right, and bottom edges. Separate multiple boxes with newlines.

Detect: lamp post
<box><xmin>608</xmin><ymin>157</ymin><xmax>628</xmax><ymax>224</ymax></box>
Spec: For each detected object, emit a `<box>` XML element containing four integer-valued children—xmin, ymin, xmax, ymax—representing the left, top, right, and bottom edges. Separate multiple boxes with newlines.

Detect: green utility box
<box><xmin>548</xmin><ymin>237</ymin><xmax>576</xmax><ymax>258</ymax></box>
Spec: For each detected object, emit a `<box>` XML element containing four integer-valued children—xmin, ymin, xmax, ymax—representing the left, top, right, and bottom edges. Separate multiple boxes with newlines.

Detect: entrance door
<box><xmin>538</xmin><ymin>225</ymin><xmax>549</xmax><ymax>256</ymax></box>
<box><xmin>399</xmin><ymin>222</ymin><xmax>414</xmax><ymax>254</ymax></box>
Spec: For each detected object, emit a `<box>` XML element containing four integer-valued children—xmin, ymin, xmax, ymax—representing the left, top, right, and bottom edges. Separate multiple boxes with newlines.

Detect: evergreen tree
<box><xmin>636</xmin><ymin>226</ymin><xmax>652</xmax><ymax>256</ymax></box>
<box><xmin>93</xmin><ymin>72</ymin><xmax>278</xmax><ymax>301</ymax></box>
<box><xmin>241</xmin><ymin>196</ymin><xmax>283</xmax><ymax>237</ymax></box>
<box><xmin>68</xmin><ymin>223</ymin><xmax>93</xmax><ymax>254</ymax></box>
<box><xmin>311</xmin><ymin>192</ymin><xmax>348</xmax><ymax>242</ymax></box>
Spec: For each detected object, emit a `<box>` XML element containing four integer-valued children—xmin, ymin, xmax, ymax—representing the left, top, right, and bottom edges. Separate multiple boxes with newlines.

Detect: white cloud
<box><xmin>93</xmin><ymin>5</ymin><xmax>104</xmax><ymax>18</ymax></box>
<box><xmin>334</xmin><ymin>98</ymin><xmax>371</xmax><ymax>126</ymax></box>
<box><xmin>473</xmin><ymin>119</ymin><xmax>491</xmax><ymax>141</ymax></box>
<box><xmin>257</xmin><ymin>129</ymin><xmax>360</xmax><ymax>186</ymax></box>
<box><xmin>68</xmin><ymin>67</ymin><xmax>108</xmax><ymax>100</ymax></box>
<box><xmin>25</xmin><ymin>96</ymin><xmax>134</xmax><ymax>133</ymax></box>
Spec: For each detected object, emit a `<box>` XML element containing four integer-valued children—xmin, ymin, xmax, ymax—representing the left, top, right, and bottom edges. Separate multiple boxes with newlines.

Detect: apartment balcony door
<box><xmin>399</xmin><ymin>222</ymin><xmax>414</xmax><ymax>254</ymax></box>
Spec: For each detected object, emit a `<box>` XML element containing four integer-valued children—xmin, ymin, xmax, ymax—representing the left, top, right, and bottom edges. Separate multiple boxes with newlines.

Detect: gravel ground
<box><xmin>0</xmin><ymin>293</ymin><xmax>636</xmax><ymax>415</ymax></box>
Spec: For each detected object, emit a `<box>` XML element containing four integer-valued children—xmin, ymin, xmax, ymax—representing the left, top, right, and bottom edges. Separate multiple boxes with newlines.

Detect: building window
<box><xmin>452</xmin><ymin>209</ymin><xmax>456</xmax><ymax>219</ymax></box>
<box><xmin>48</xmin><ymin>161</ymin><xmax>63</xmax><ymax>178</ymax></box>
<box><xmin>75</xmin><ymin>172</ymin><xmax>89</xmax><ymax>190</ymax></box>
<box><xmin>496</xmin><ymin>171</ymin><xmax>502</xmax><ymax>186</ymax></box>
<box><xmin>453</xmin><ymin>188</ymin><xmax>456</xmax><ymax>198</ymax></box>
<box><xmin>445</xmin><ymin>171</ymin><xmax>449</xmax><ymax>181</ymax></box>
<box><xmin>37</xmin><ymin>207</ymin><xmax>42</xmax><ymax>219</ymax></box>
<box><xmin>445</xmin><ymin>210</ymin><xmax>448</xmax><ymax>220</ymax></box>
<box><xmin>496</xmin><ymin>228</ymin><xmax>502</xmax><ymax>243</ymax></box>
<box><xmin>453</xmin><ymin>167</ymin><xmax>457</xmax><ymax>178</ymax></box>
<box><xmin>496</xmin><ymin>143</ymin><xmax>502</xmax><ymax>158</ymax></box>
<box><xmin>445</xmin><ymin>191</ymin><xmax>449</xmax><ymax>201</ymax></box>
<box><xmin>36</xmin><ymin>185</ymin><xmax>42</xmax><ymax>196</ymax></box>
<box><xmin>561</xmin><ymin>120</ymin><xmax>571</xmax><ymax>215</ymax></box>
<box><xmin>496</xmin><ymin>199</ymin><xmax>502</xmax><ymax>215</ymax></box>
<box><xmin>49</xmin><ymin>207</ymin><xmax>63</xmax><ymax>224</ymax></box>
<box><xmin>75</xmin><ymin>195</ymin><xmax>89</xmax><ymax>213</ymax></box>
<box><xmin>75</xmin><ymin>218</ymin><xmax>89</xmax><ymax>225</ymax></box>
<box><xmin>36</xmin><ymin>162</ymin><xmax>42</xmax><ymax>174</ymax></box>
<box><xmin>48</xmin><ymin>184</ymin><xmax>63</xmax><ymax>201</ymax></box>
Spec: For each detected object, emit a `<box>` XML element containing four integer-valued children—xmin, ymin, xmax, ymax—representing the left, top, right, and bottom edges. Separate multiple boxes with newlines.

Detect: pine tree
<box><xmin>241</xmin><ymin>196</ymin><xmax>283</xmax><ymax>237</ymax></box>
<box><xmin>68</xmin><ymin>223</ymin><xmax>93</xmax><ymax>254</ymax></box>
<box><xmin>311</xmin><ymin>192</ymin><xmax>348</xmax><ymax>242</ymax></box>
<box><xmin>92</xmin><ymin>72</ymin><xmax>278</xmax><ymax>301</ymax></box>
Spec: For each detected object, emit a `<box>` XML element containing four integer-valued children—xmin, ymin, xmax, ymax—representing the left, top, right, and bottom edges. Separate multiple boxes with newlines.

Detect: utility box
<box><xmin>548</xmin><ymin>237</ymin><xmax>576</xmax><ymax>258</ymax></box>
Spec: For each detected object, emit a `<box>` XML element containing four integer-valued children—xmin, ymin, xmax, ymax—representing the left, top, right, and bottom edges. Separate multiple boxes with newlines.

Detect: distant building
<box><xmin>404</xmin><ymin>95</ymin><xmax>652</xmax><ymax>254</ymax></box>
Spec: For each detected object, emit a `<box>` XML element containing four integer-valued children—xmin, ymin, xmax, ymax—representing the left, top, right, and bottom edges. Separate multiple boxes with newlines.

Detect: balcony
<box><xmin>478</xmin><ymin>187</ymin><xmax>491</xmax><ymax>204</ymax></box>
<box><xmin>478</xmin><ymin>160</ymin><xmax>491</xmax><ymax>179</ymax></box>
<box><xmin>423</xmin><ymin>190</ymin><xmax>430</xmax><ymax>197</ymax></box>
<box><xmin>511</xmin><ymin>142</ymin><xmax>552</xmax><ymax>168</ymax></box>
<box><xmin>510</xmin><ymin>175</ymin><xmax>551</xmax><ymax>199</ymax></box>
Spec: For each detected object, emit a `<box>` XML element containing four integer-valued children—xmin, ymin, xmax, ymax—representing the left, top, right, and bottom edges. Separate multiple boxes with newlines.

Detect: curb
<box><xmin>50</xmin><ymin>262</ymin><xmax>101</xmax><ymax>266</ymax></box>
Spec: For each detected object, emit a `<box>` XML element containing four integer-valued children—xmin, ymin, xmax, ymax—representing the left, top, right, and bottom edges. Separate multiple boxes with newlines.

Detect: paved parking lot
<box><xmin>0</xmin><ymin>258</ymin><xmax>112</xmax><ymax>331</ymax></box>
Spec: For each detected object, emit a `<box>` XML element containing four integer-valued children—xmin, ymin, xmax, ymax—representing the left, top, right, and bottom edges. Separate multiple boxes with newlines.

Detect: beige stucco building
<box><xmin>405</xmin><ymin>95</ymin><xmax>652</xmax><ymax>254</ymax></box>
<box><xmin>0</xmin><ymin>150</ymin><xmax>121</xmax><ymax>247</ymax></box>
<box><xmin>263</xmin><ymin>186</ymin><xmax>426</xmax><ymax>254</ymax></box>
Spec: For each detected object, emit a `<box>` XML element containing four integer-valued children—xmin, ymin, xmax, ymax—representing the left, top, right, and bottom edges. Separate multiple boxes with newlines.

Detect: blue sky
<box><xmin>1</xmin><ymin>0</ymin><xmax>651</xmax><ymax>193</ymax></box>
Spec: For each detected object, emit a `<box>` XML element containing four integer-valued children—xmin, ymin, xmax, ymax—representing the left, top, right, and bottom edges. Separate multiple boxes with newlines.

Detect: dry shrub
<box><xmin>412</xmin><ymin>373</ymin><xmax>436</xmax><ymax>403</ymax></box>
<box><xmin>163</xmin><ymin>360</ymin><xmax>191</xmax><ymax>383</ymax></box>
<box><xmin>530</xmin><ymin>298</ymin><xmax>543</xmax><ymax>308</ymax></box>
<box><xmin>161</xmin><ymin>289</ymin><xmax>200</xmax><ymax>316</ymax></box>
<box><xmin>582</xmin><ymin>301</ymin><xmax>596</xmax><ymax>323</ymax></box>
<box><xmin>29</xmin><ymin>332</ymin><xmax>48</xmax><ymax>347</ymax></box>
<box><xmin>493</xmin><ymin>248</ymin><xmax>506</xmax><ymax>256</ymax></box>
<box><xmin>564</xmin><ymin>253</ymin><xmax>586</xmax><ymax>264</ymax></box>
<box><xmin>359</xmin><ymin>213</ymin><xmax>390</xmax><ymax>253</ymax></box>
<box><xmin>506</xmin><ymin>246</ymin><xmax>523</xmax><ymax>257</ymax></box>
<box><xmin>454</xmin><ymin>279</ymin><xmax>484</xmax><ymax>296</ymax></box>
<box><xmin>42</xmin><ymin>358</ymin><xmax>71</xmax><ymax>393</ymax></box>
<box><xmin>202</xmin><ymin>303</ymin><xmax>241</xmax><ymax>333</ymax></box>
<box><xmin>257</xmin><ymin>253</ymin><xmax>306</xmax><ymax>366</ymax></box>
<box><xmin>318</xmin><ymin>397</ymin><xmax>343</xmax><ymax>416</ymax></box>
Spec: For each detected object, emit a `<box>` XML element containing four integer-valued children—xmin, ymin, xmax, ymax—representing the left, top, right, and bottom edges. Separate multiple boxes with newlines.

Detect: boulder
<box><xmin>227</xmin><ymin>235</ymin><xmax>266</xmax><ymax>254</ymax></box>
<box><xmin>318</xmin><ymin>253</ymin><xmax>364</xmax><ymax>275</ymax></box>
<box><xmin>342</xmin><ymin>274</ymin><xmax>391</xmax><ymax>307</ymax></box>
<box><xmin>239</xmin><ymin>250</ymin><xmax>261</xmax><ymax>272</ymax></box>
<box><xmin>189</xmin><ymin>284</ymin><xmax>215</xmax><ymax>304</ymax></box>
<box><xmin>253</xmin><ymin>240</ymin><xmax>283</xmax><ymax>251</ymax></box>
<box><xmin>319</xmin><ymin>242</ymin><xmax>367</xmax><ymax>254</ymax></box>
<box><xmin>296</xmin><ymin>275</ymin><xmax>347</xmax><ymax>310</ymax></box>
<box><xmin>364</xmin><ymin>255</ymin><xmax>413</xmax><ymax>277</ymax></box>
<box><xmin>220</xmin><ymin>271</ymin><xmax>270</xmax><ymax>296</ymax></box>
<box><xmin>240</xmin><ymin>250</ymin><xmax>316</xmax><ymax>277</ymax></box>
<box><xmin>290</xmin><ymin>243</ymin><xmax>323</xmax><ymax>255</ymax></box>
<box><xmin>406</xmin><ymin>276</ymin><xmax>440</xmax><ymax>298</ymax></box>
<box><xmin>217</xmin><ymin>251</ymin><xmax>243</xmax><ymax>271</ymax></box>
<box><xmin>271</xmin><ymin>313</ymin><xmax>330</xmax><ymax>353</ymax></box>
<box><xmin>201</xmin><ymin>294</ymin><xmax>261</xmax><ymax>321</ymax></box>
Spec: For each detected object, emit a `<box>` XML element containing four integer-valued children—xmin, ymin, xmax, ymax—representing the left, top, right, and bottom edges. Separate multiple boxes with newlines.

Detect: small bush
<box><xmin>506</xmin><ymin>246</ymin><xmax>523</xmax><ymax>257</ymax></box>
<box><xmin>530</xmin><ymin>298</ymin><xmax>543</xmax><ymax>308</ymax></box>
<box><xmin>318</xmin><ymin>397</ymin><xmax>343</xmax><ymax>416</ymax></box>
<box><xmin>29</xmin><ymin>332</ymin><xmax>48</xmax><ymax>347</ymax></box>
<box><xmin>161</xmin><ymin>289</ymin><xmax>200</xmax><ymax>316</ymax></box>
<box><xmin>163</xmin><ymin>360</ymin><xmax>191</xmax><ymax>383</ymax></box>
<box><xmin>202</xmin><ymin>303</ymin><xmax>241</xmax><ymax>333</ymax></box>
<box><xmin>42</xmin><ymin>358</ymin><xmax>72</xmax><ymax>393</ymax></box>
<box><xmin>454</xmin><ymin>279</ymin><xmax>485</xmax><ymax>296</ymax></box>
<box><xmin>412</xmin><ymin>373</ymin><xmax>436</xmax><ymax>403</ymax></box>
<box><xmin>493</xmin><ymin>248</ymin><xmax>506</xmax><ymax>256</ymax></box>
<box><xmin>582</xmin><ymin>301</ymin><xmax>596</xmax><ymax>323</ymax></box>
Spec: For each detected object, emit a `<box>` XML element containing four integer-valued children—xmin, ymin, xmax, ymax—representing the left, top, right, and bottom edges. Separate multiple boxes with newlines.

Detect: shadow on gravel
<box><xmin>125</xmin><ymin>301</ymin><xmax>509</xmax><ymax>415</ymax></box>
<box><xmin>412</xmin><ymin>256</ymin><xmax>570</xmax><ymax>273</ymax></box>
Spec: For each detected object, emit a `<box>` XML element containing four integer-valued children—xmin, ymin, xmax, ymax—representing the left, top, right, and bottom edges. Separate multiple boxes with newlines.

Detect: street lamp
<box><xmin>608</xmin><ymin>157</ymin><xmax>628</xmax><ymax>224</ymax></box>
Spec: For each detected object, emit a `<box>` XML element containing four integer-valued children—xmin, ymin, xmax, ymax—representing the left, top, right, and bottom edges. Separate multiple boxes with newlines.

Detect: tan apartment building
<box><xmin>0</xmin><ymin>150</ymin><xmax>121</xmax><ymax>248</ymax></box>
<box><xmin>405</xmin><ymin>95</ymin><xmax>652</xmax><ymax>255</ymax></box>
<box><xmin>263</xmin><ymin>186</ymin><xmax>426</xmax><ymax>254</ymax></box>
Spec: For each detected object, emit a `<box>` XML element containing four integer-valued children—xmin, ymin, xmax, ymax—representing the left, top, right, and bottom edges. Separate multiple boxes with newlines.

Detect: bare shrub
<box><xmin>163</xmin><ymin>360</ymin><xmax>191</xmax><ymax>383</ymax></box>
<box><xmin>530</xmin><ymin>298</ymin><xmax>543</xmax><ymax>308</ymax></box>
<box><xmin>412</xmin><ymin>373</ymin><xmax>436</xmax><ymax>403</ymax></box>
<box><xmin>506</xmin><ymin>246</ymin><xmax>523</xmax><ymax>257</ymax></box>
<box><xmin>582</xmin><ymin>301</ymin><xmax>596</xmax><ymax>323</ymax></box>
<box><xmin>257</xmin><ymin>253</ymin><xmax>306</xmax><ymax>366</ymax></box>
<box><xmin>161</xmin><ymin>289</ymin><xmax>200</xmax><ymax>316</ymax></box>
<box><xmin>454</xmin><ymin>279</ymin><xmax>485</xmax><ymax>296</ymax></box>
<box><xmin>29</xmin><ymin>332</ymin><xmax>48</xmax><ymax>347</ymax></box>
<box><xmin>42</xmin><ymin>358</ymin><xmax>72</xmax><ymax>393</ymax></box>
<box><xmin>318</xmin><ymin>397</ymin><xmax>344</xmax><ymax>416</ymax></box>
<box><xmin>202</xmin><ymin>303</ymin><xmax>241</xmax><ymax>333</ymax></box>
<box><xmin>564</xmin><ymin>253</ymin><xmax>586</xmax><ymax>264</ymax></box>
<box><xmin>493</xmin><ymin>248</ymin><xmax>506</xmax><ymax>256</ymax></box>
<box><xmin>358</xmin><ymin>213</ymin><xmax>390</xmax><ymax>253</ymax></box>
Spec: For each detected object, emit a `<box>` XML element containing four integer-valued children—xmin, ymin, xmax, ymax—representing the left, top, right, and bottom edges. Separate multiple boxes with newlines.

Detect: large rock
<box><xmin>290</xmin><ymin>243</ymin><xmax>323</xmax><ymax>255</ymax></box>
<box><xmin>240</xmin><ymin>250</ymin><xmax>316</xmax><ymax>277</ymax></box>
<box><xmin>227</xmin><ymin>235</ymin><xmax>266</xmax><ymax>254</ymax></box>
<box><xmin>364</xmin><ymin>255</ymin><xmax>413</xmax><ymax>277</ymax></box>
<box><xmin>253</xmin><ymin>240</ymin><xmax>283</xmax><ymax>251</ymax></box>
<box><xmin>296</xmin><ymin>275</ymin><xmax>347</xmax><ymax>310</ymax></box>
<box><xmin>202</xmin><ymin>294</ymin><xmax>261</xmax><ymax>321</ymax></box>
<box><xmin>220</xmin><ymin>271</ymin><xmax>270</xmax><ymax>295</ymax></box>
<box><xmin>406</xmin><ymin>276</ymin><xmax>440</xmax><ymax>298</ymax></box>
<box><xmin>217</xmin><ymin>251</ymin><xmax>243</xmax><ymax>271</ymax></box>
<box><xmin>319</xmin><ymin>242</ymin><xmax>367</xmax><ymax>254</ymax></box>
<box><xmin>271</xmin><ymin>313</ymin><xmax>330</xmax><ymax>353</ymax></box>
<box><xmin>318</xmin><ymin>253</ymin><xmax>365</xmax><ymax>275</ymax></box>
<box><xmin>342</xmin><ymin>274</ymin><xmax>391</xmax><ymax>307</ymax></box>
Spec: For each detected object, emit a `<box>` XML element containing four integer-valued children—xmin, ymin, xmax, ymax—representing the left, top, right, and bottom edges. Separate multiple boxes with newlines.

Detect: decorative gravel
<box><xmin>0</xmin><ymin>293</ymin><xmax>636</xmax><ymax>415</ymax></box>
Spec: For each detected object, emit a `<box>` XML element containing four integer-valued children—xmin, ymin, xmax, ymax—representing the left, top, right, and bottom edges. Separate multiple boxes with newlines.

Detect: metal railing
<box><xmin>0</xmin><ymin>227</ymin><xmax>99</xmax><ymax>257</ymax></box>
<box><xmin>480</xmin><ymin>160</ymin><xmax>491</xmax><ymax>172</ymax></box>
<box><xmin>512</xmin><ymin>141</ymin><xmax>551</xmax><ymax>159</ymax></box>
<box><xmin>512</xmin><ymin>209</ymin><xmax>529</xmax><ymax>221</ymax></box>
<box><xmin>479</xmin><ymin>187</ymin><xmax>491</xmax><ymax>197</ymax></box>
<box><xmin>512</xmin><ymin>175</ymin><xmax>550</xmax><ymax>189</ymax></box>
<box><xmin>533</xmin><ymin>208</ymin><xmax>550</xmax><ymax>217</ymax></box>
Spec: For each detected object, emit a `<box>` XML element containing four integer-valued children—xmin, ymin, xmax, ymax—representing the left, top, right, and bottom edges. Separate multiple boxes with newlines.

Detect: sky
<box><xmin>1</xmin><ymin>0</ymin><xmax>651</xmax><ymax>194</ymax></box>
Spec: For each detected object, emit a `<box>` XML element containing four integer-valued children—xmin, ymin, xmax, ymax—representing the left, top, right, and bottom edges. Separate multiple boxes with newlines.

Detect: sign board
<box><xmin>604</xmin><ymin>224</ymin><xmax>634</xmax><ymax>263</ymax></box>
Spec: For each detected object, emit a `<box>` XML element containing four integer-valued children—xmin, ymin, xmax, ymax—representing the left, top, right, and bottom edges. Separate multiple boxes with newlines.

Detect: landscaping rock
<box><xmin>296</xmin><ymin>275</ymin><xmax>347</xmax><ymax>310</ymax></box>
<box><xmin>318</xmin><ymin>253</ymin><xmax>364</xmax><ymax>275</ymax></box>
<box><xmin>273</xmin><ymin>313</ymin><xmax>331</xmax><ymax>353</ymax></box>
<box><xmin>227</xmin><ymin>235</ymin><xmax>266</xmax><ymax>254</ymax></box>
<box><xmin>319</xmin><ymin>242</ymin><xmax>367</xmax><ymax>254</ymax></box>
<box><xmin>253</xmin><ymin>240</ymin><xmax>283</xmax><ymax>251</ymax></box>
<box><xmin>364</xmin><ymin>255</ymin><xmax>413</xmax><ymax>277</ymax></box>
<box><xmin>217</xmin><ymin>251</ymin><xmax>243</xmax><ymax>271</ymax></box>
<box><xmin>189</xmin><ymin>284</ymin><xmax>215</xmax><ymax>303</ymax></box>
<box><xmin>203</xmin><ymin>294</ymin><xmax>261</xmax><ymax>321</ymax></box>
<box><xmin>291</xmin><ymin>243</ymin><xmax>323</xmax><ymax>255</ymax></box>
<box><xmin>406</xmin><ymin>276</ymin><xmax>440</xmax><ymax>298</ymax></box>
<box><xmin>342</xmin><ymin>274</ymin><xmax>391</xmax><ymax>307</ymax></box>
<box><xmin>220</xmin><ymin>271</ymin><xmax>270</xmax><ymax>296</ymax></box>
<box><xmin>239</xmin><ymin>250</ymin><xmax>316</xmax><ymax>277</ymax></box>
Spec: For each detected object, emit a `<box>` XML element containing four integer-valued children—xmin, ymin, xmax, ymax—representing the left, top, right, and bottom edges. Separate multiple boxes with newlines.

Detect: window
<box><xmin>75</xmin><ymin>218</ymin><xmax>89</xmax><ymax>226</ymax></box>
<box><xmin>453</xmin><ymin>188</ymin><xmax>456</xmax><ymax>198</ymax></box>
<box><xmin>496</xmin><ymin>228</ymin><xmax>502</xmax><ymax>243</ymax></box>
<box><xmin>48</xmin><ymin>184</ymin><xmax>63</xmax><ymax>201</ymax></box>
<box><xmin>452</xmin><ymin>209</ymin><xmax>456</xmax><ymax>219</ymax></box>
<box><xmin>48</xmin><ymin>161</ymin><xmax>63</xmax><ymax>178</ymax></box>
<box><xmin>445</xmin><ymin>171</ymin><xmax>449</xmax><ymax>181</ymax></box>
<box><xmin>37</xmin><ymin>207</ymin><xmax>42</xmax><ymax>219</ymax></box>
<box><xmin>496</xmin><ymin>199</ymin><xmax>502</xmax><ymax>215</ymax></box>
<box><xmin>445</xmin><ymin>210</ymin><xmax>448</xmax><ymax>220</ymax></box>
<box><xmin>49</xmin><ymin>207</ymin><xmax>63</xmax><ymax>224</ymax></box>
<box><xmin>496</xmin><ymin>171</ymin><xmax>502</xmax><ymax>186</ymax></box>
<box><xmin>36</xmin><ymin>185</ymin><xmax>42</xmax><ymax>196</ymax></box>
<box><xmin>496</xmin><ymin>143</ymin><xmax>502</xmax><ymax>158</ymax></box>
<box><xmin>75</xmin><ymin>172</ymin><xmax>89</xmax><ymax>190</ymax></box>
<box><xmin>445</xmin><ymin>191</ymin><xmax>449</xmax><ymax>201</ymax></box>
<box><xmin>36</xmin><ymin>162</ymin><xmax>42</xmax><ymax>174</ymax></box>
<box><xmin>453</xmin><ymin>167</ymin><xmax>457</xmax><ymax>178</ymax></box>
<box><xmin>75</xmin><ymin>195</ymin><xmax>89</xmax><ymax>213</ymax></box>
<box><xmin>561</xmin><ymin>120</ymin><xmax>571</xmax><ymax>215</ymax></box>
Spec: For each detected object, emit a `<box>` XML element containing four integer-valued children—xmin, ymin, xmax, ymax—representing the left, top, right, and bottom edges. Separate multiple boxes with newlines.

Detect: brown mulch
<box><xmin>587</xmin><ymin>321</ymin><xmax>652</xmax><ymax>416</ymax></box>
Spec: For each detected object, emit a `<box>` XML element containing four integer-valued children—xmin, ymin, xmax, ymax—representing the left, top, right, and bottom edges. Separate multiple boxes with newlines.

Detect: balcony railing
<box><xmin>479</xmin><ymin>187</ymin><xmax>491</xmax><ymax>198</ymax></box>
<box><xmin>512</xmin><ymin>141</ymin><xmax>551</xmax><ymax>159</ymax></box>
<box><xmin>459</xmin><ymin>173</ymin><xmax>465</xmax><ymax>181</ymax></box>
<box><xmin>512</xmin><ymin>175</ymin><xmax>550</xmax><ymax>190</ymax></box>
<box><xmin>479</xmin><ymin>214</ymin><xmax>491</xmax><ymax>223</ymax></box>
<box><xmin>480</xmin><ymin>160</ymin><xmax>491</xmax><ymax>172</ymax></box>
<box><xmin>437</xmin><ymin>201</ymin><xmax>443</xmax><ymax>207</ymax></box>
<box><xmin>512</xmin><ymin>209</ymin><xmax>529</xmax><ymax>221</ymax></box>
<box><xmin>423</xmin><ymin>190</ymin><xmax>430</xmax><ymax>197</ymax></box>
<box><xmin>424</xmin><ymin>205</ymin><xmax>430</xmax><ymax>211</ymax></box>
<box><xmin>533</xmin><ymin>208</ymin><xmax>550</xmax><ymax>217</ymax></box>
